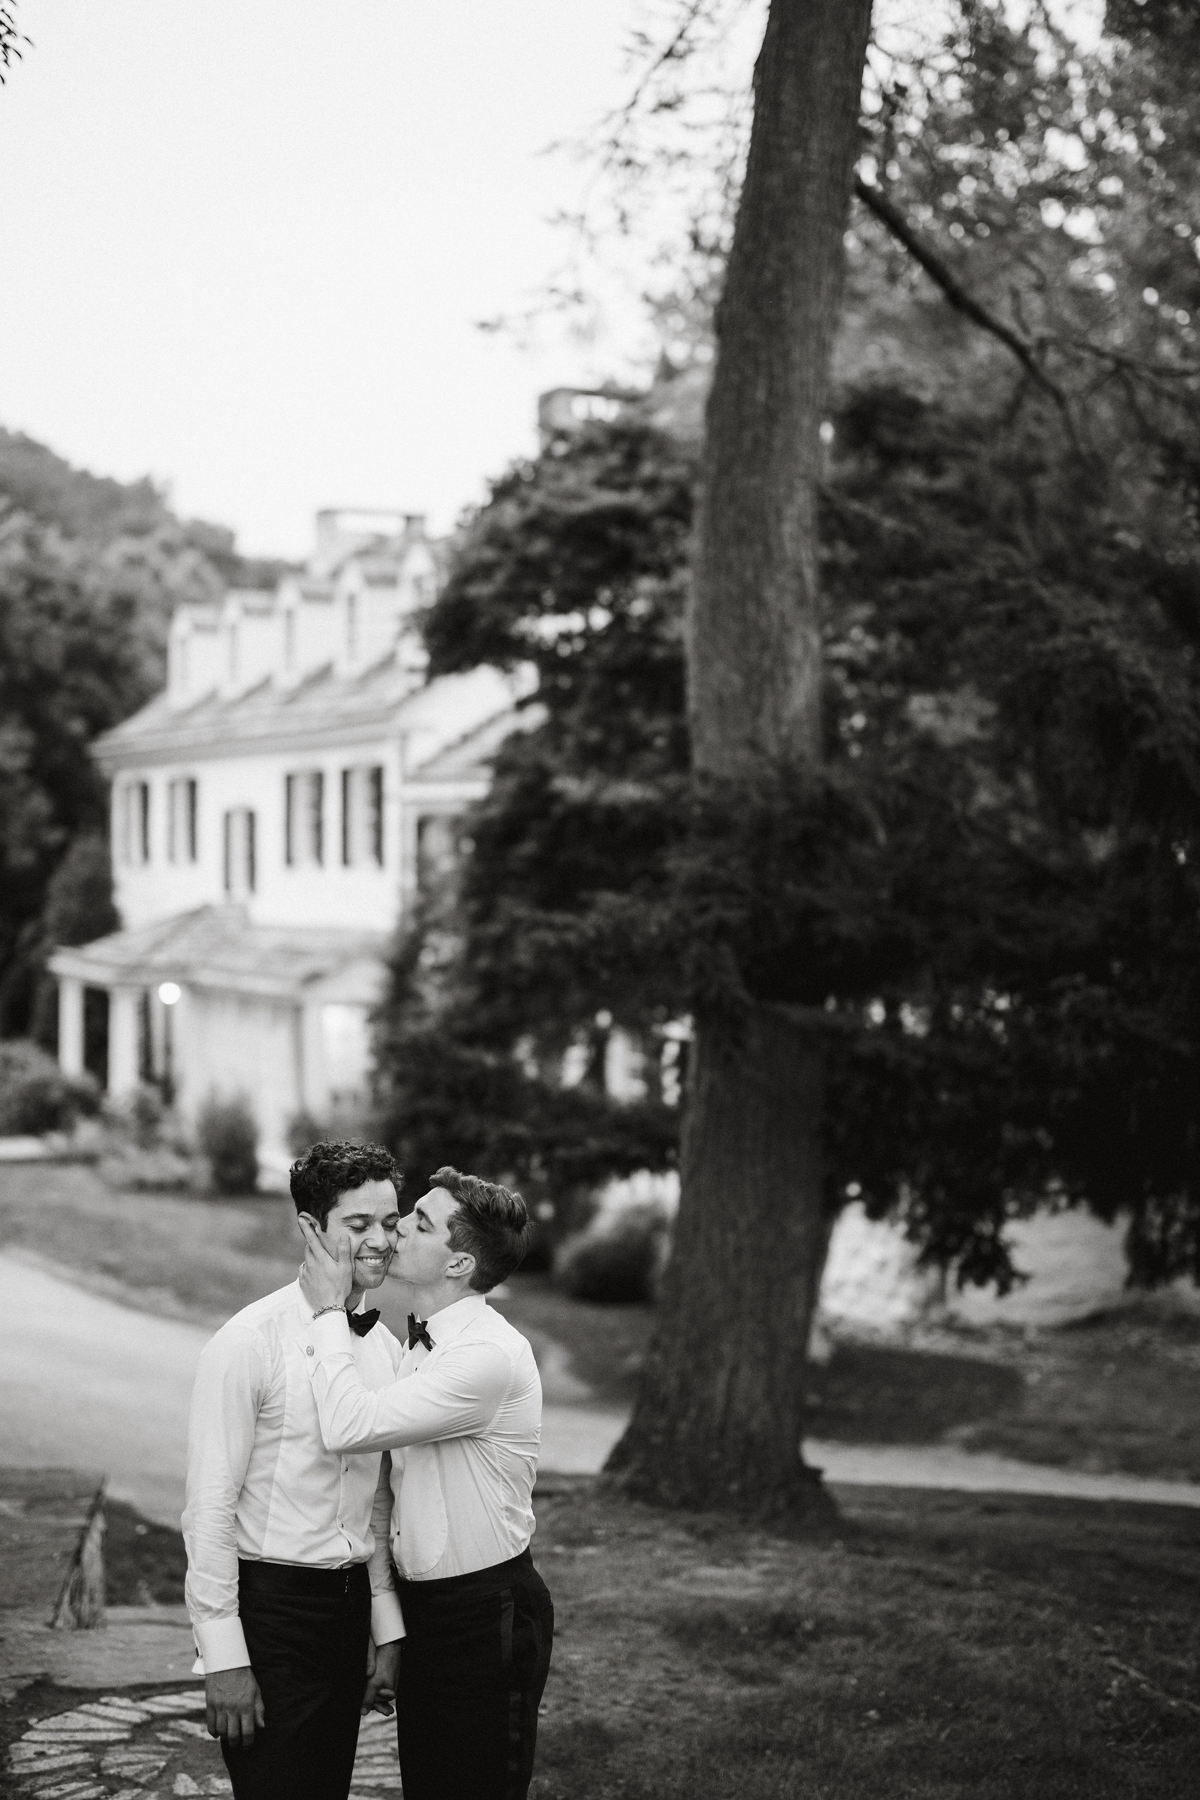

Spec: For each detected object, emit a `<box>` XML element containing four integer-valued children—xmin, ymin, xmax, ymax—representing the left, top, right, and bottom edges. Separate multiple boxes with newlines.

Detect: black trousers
<box><xmin>220</xmin><ymin>1559</ymin><xmax>371</xmax><ymax>1800</ymax></box>
<box><xmin>396</xmin><ymin>1548</ymin><xmax>554</xmax><ymax>1800</ymax></box>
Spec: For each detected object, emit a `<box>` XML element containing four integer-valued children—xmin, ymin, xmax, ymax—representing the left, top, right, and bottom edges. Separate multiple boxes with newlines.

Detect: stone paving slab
<box><xmin>4</xmin><ymin>1684</ymin><xmax>402</xmax><ymax>1799</ymax></box>
<box><xmin>1</xmin><ymin>1608</ymin><xmax>198</xmax><ymax>1696</ymax></box>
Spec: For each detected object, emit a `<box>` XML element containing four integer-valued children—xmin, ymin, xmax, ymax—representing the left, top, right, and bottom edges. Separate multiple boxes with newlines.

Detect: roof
<box><xmin>92</xmin><ymin>654</ymin><xmax>519</xmax><ymax>772</ymax></box>
<box><xmin>416</xmin><ymin>701</ymin><xmax>545</xmax><ymax>781</ymax></box>
<box><xmin>48</xmin><ymin>906</ymin><xmax>388</xmax><ymax>1001</ymax></box>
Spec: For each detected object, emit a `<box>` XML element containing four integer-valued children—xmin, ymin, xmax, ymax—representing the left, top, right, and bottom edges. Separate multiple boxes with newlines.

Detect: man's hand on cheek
<box><xmin>297</xmin><ymin>1214</ymin><xmax>355</xmax><ymax>1310</ymax></box>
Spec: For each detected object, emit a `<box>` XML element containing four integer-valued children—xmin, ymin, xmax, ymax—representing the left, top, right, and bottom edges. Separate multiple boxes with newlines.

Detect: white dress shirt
<box><xmin>183</xmin><ymin>1280</ymin><xmax>406</xmax><ymax>1673</ymax></box>
<box><xmin>307</xmin><ymin>1292</ymin><xmax>542</xmax><ymax>1581</ymax></box>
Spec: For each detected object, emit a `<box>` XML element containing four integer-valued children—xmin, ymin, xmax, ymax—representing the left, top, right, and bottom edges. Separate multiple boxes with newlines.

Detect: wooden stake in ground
<box><xmin>608</xmin><ymin>0</ymin><xmax>873</xmax><ymax>1516</ymax></box>
<box><xmin>51</xmin><ymin>1479</ymin><xmax>107</xmax><ymax>1629</ymax></box>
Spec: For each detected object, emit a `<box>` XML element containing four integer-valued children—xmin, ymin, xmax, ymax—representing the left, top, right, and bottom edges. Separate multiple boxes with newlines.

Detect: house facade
<box><xmin>50</xmin><ymin>507</ymin><xmax>523</xmax><ymax>1175</ymax></box>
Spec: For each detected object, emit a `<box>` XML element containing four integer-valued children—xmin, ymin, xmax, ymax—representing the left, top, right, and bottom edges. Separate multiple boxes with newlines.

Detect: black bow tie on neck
<box><xmin>348</xmin><ymin>1309</ymin><xmax>380</xmax><ymax>1337</ymax></box>
<box><xmin>407</xmin><ymin>1314</ymin><xmax>434</xmax><ymax>1352</ymax></box>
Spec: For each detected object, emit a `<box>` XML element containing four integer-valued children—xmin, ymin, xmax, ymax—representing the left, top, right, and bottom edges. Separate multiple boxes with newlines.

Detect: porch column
<box><xmin>108</xmin><ymin>987</ymin><xmax>140</xmax><ymax>1097</ymax></box>
<box><xmin>299</xmin><ymin>1002</ymin><xmax>328</xmax><ymax>1120</ymax></box>
<box><xmin>57</xmin><ymin>976</ymin><xmax>85</xmax><ymax>1078</ymax></box>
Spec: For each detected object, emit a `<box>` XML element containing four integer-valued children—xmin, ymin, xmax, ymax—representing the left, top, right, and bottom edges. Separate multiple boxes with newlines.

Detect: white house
<box><xmin>50</xmin><ymin>508</ymin><xmax>526</xmax><ymax>1173</ymax></box>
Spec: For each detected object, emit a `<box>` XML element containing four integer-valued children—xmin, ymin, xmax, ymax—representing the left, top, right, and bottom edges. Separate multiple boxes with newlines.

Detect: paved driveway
<box><xmin>4</xmin><ymin>1250</ymin><xmax>1199</xmax><ymax>1528</ymax></box>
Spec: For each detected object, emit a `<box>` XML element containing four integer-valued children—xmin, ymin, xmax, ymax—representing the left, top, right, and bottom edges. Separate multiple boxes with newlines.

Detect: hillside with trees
<box><xmin>0</xmin><ymin>428</ymin><xmax>289</xmax><ymax>1037</ymax></box>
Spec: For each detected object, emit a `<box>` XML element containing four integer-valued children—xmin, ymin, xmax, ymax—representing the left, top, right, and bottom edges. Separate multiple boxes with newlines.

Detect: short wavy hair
<box><xmin>431</xmin><ymin>1165</ymin><xmax>531</xmax><ymax>1293</ymax></box>
<box><xmin>290</xmin><ymin>1140</ymin><xmax>403</xmax><ymax>1229</ymax></box>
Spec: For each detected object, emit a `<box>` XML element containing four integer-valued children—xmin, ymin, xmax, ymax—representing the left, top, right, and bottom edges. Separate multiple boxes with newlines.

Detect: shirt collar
<box><xmin>424</xmin><ymin>1292</ymin><xmax>487</xmax><ymax>1345</ymax></box>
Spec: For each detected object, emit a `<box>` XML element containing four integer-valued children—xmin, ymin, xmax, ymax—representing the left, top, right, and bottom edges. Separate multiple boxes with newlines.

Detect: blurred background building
<box><xmin>48</xmin><ymin>507</ymin><xmax>522</xmax><ymax>1178</ymax></box>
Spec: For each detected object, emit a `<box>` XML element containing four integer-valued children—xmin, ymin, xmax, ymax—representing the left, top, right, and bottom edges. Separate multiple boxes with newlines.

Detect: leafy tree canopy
<box><xmin>376</xmin><ymin>0</ymin><xmax>1200</xmax><ymax>1287</ymax></box>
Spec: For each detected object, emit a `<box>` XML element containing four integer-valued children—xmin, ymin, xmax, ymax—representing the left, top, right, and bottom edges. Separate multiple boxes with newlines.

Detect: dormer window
<box><xmin>285</xmin><ymin>770</ymin><xmax>324</xmax><ymax>866</ymax></box>
<box><xmin>283</xmin><ymin>610</ymin><xmax>296</xmax><ymax>672</ymax></box>
<box><xmin>346</xmin><ymin>595</ymin><xmax>358</xmax><ymax>663</ymax></box>
<box><xmin>226</xmin><ymin>622</ymin><xmax>239</xmax><ymax>685</ymax></box>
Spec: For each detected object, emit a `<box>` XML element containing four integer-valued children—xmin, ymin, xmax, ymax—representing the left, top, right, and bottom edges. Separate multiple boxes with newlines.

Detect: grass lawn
<box><xmin>93</xmin><ymin>1477</ymin><xmax>1200</xmax><ymax>1799</ymax></box>
<box><xmin>529</xmin><ymin>1481</ymin><xmax>1200</xmax><ymax>1799</ymax></box>
<box><xmin>5</xmin><ymin>1162</ymin><xmax>1200</xmax><ymax>1480</ymax></box>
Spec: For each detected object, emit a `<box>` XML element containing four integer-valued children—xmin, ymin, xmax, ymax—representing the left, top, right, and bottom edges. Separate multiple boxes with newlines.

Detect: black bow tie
<box><xmin>407</xmin><ymin>1314</ymin><xmax>434</xmax><ymax>1351</ymax></box>
<box><xmin>348</xmin><ymin>1309</ymin><xmax>380</xmax><ymax>1337</ymax></box>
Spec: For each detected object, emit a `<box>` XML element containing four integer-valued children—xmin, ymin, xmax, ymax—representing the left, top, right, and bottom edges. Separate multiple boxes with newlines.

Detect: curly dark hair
<box><xmin>430</xmin><ymin>1165</ymin><xmax>531</xmax><ymax>1293</ymax></box>
<box><xmin>290</xmin><ymin>1140</ymin><xmax>403</xmax><ymax>1229</ymax></box>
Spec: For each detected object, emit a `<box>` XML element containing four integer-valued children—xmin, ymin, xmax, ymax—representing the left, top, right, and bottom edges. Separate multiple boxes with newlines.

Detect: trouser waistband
<box><xmin>237</xmin><ymin>1559</ymin><xmax>370</xmax><ymax>1596</ymax></box>
<box><xmin>395</xmin><ymin>1547</ymin><xmax>534</xmax><ymax>1600</ymax></box>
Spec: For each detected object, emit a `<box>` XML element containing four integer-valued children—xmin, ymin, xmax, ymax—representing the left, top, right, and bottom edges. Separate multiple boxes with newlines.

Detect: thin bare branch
<box><xmin>853</xmin><ymin>176</ymin><xmax>1062</xmax><ymax>402</ymax></box>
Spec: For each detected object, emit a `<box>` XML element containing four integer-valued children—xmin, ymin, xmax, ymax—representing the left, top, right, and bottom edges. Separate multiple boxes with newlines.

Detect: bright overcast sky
<box><xmin>0</xmin><ymin>0</ymin><xmax>666</xmax><ymax>557</ymax></box>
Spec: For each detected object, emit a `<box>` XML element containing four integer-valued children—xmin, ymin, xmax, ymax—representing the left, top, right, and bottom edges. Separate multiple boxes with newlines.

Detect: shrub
<box><xmin>98</xmin><ymin>1143</ymin><xmax>199</xmax><ymax>1194</ymax></box>
<box><xmin>0</xmin><ymin>1039</ymin><xmax>99</xmax><ymax>1135</ymax></box>
<box><xmin>196</xmin><ymin>1092</ymin><xmax>259</xmax><ymax>1195</ymax></box>
<box><xmin>105</xmin><ymin>1082</ymin><xmax>166</xmax><ymax>1148</ymax></box>
<box><xmin>554</xmin><ymin>1202</ymin><xmax>670</xmax><ymax>1304</ymax></box>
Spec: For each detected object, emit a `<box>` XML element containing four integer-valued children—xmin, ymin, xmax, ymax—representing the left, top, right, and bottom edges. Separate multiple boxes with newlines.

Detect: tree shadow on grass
<box><xmin>805</xmin><ymin>1343</ymin><xmax>1024</xmax><ymax>1443</ymax></box>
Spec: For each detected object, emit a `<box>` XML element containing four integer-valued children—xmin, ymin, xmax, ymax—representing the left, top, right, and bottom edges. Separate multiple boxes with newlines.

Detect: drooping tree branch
<box><xmin>853</xmin><ymin>175</ymin><xmax>1068</xmax><ymax>408</ymax></box>
<box><xmin>0</xmin><ymin>4</ymin><xmax>27</xmax><ymax>82</ymax></box>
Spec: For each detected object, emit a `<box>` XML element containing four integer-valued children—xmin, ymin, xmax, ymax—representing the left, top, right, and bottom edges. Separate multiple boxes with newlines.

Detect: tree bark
<box><xmin>607</xmin><ymin>0</ymin><xmax>872</xmax><ymax>1515</ymax></box>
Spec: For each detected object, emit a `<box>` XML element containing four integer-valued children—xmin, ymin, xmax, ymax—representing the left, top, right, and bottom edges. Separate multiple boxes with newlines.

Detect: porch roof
<box><xmin>48</xmin><ymin>906</ymin><xmax>389</xmax><ymax>1003</ymax></box>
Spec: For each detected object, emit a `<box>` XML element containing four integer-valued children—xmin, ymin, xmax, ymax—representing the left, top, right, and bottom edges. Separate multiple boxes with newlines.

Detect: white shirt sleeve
<box><xmin>369</xmin><ymin>1451</ymin><xmax>405</xmax><ymax>1645</ymax></box>
<box><xmin>308</xmin><ymin>1311</ymin><xmax>512</xmax><ymax>1455</ymax></box>
<box><xmin>182</xmin><ymin>1325</ymin><xmax>264</xmax><ymax>1673</ymax></box>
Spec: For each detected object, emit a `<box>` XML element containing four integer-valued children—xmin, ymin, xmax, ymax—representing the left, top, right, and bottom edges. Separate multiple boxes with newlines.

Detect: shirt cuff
<box><xmin>193</xmin><ymin>1614</ymin><xmax>251</xmax><ymax>1673</ymax></box>
<box><xmin>309</xmin><ymin>1310</ymin><xmax>355</xmax><ymax>1359</ymax></box>
<box><xmin>371</xmin><ymin>1590</ymin><xmax>406</xmax><ymax>1645</ymax></box>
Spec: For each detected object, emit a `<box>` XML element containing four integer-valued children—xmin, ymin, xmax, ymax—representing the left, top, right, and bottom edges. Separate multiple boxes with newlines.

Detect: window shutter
<box><xmin>246</xmin><ymin>811</ymin><xmax>257</xmax><ymax>893</ymax></box>
<box><xmin>223</xmin><ymin>811</ymin><xmax>232</xmax><ymax>894</ymax></box>
<box><xmin>187</xmin><ymin>779</ymin><xmax>198</xmax><ymax>861</ymax></box>
<box><xmin>342</xmin><ymin>768</ymin><xmax>352</xmax><ymax>866</ymax></box>
<box><xmin>285</xmin><ymin>774</ymin><xmax>294</xmax><ymax>866</ymax></box>
<box><xmin>370</xmin><ymin>767</ymin><xmax>383</xmax><ymax>865</ymax></box>
<box><xmin>312</xmin><ymin>773</ymin><xmax>324</xmax><ymax>865</ymax></box>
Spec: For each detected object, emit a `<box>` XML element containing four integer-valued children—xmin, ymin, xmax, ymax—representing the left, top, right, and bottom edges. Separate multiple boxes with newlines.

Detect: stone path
<box><xmin>7</xmin><ymin>1687</ymin><xmax>401</xmax><ymax>1799</ymax></box>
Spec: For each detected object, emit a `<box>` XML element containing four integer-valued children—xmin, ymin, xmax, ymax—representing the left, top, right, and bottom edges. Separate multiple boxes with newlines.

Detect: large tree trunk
<box><xmin>607</xmin><ymin>0</ymin><xmax>872</xmax><ymax>1515</ymax></box>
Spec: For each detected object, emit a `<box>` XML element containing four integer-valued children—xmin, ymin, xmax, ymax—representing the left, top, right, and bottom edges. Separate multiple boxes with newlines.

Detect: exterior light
<box><xmin>158</xmin><ymin>982</ymin><xmax>182</xmax><ymax>1006</ymax></box>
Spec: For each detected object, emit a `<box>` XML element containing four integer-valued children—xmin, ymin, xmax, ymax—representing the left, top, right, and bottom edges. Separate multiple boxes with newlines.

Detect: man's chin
<box><xmin>353</xmin><ymin>1259</ymin><xmax>391</xmax><ymax>1289</ymax></box>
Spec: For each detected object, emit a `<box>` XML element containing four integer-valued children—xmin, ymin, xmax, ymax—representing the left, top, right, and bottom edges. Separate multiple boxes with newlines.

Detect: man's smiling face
<box><xmin>321</xmin><ymin>1178</ymin><xmax>401</xmax><ymax>1290</ymax></box>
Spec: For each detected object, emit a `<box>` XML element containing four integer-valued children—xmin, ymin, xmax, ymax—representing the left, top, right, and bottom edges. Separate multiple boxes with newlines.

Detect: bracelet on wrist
<box><xmin>311</xmin><ymin>1304</ymin><xmax>346</xmax><ymax>1320</ymax></box>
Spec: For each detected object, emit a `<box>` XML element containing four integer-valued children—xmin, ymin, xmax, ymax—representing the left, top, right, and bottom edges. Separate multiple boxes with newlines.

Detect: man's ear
<box><xmin>298</xmin><ymin>1210</ymin><xmax>325</xmax><ymax>1234</ymax></box>
<box><xmin>446</xmin><ymin>1250</ymin><xmax>476</xmax><ymax>1283</ymax></box>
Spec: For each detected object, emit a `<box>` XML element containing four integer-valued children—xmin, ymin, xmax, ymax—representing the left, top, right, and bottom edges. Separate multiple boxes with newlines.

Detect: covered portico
<box><xmin>49</xmin><ymin>905</ymin><xmax>389</xmax><ymax>1166</ymax></box>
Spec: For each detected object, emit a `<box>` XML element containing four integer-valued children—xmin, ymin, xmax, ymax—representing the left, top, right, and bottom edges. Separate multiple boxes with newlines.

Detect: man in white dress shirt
<box><xmin>183</xmin><ymin>1141</ymin><xmax>407</xmax><ymax>1800</ymax></box>
<box><xmin>299</xmin><ymin>1165</ymin><xmax>553</xmax><ymax>1800</ymax></box>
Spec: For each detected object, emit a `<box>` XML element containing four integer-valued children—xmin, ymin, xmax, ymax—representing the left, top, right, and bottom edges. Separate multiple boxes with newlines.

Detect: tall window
<box><xmin>223</xmin><ymin>808</ymin><xmax>256</xmax><ymax>898</ymax></box>
<box><xmin>119</xmin><ymin>780</ymin><xmax>152</xmax><ymax>864</ymax></box>
<box><xmin>341</xmin><ymin>765</ymin><xmax>384</xmax><ymax>867</ymax></box>
<box><xmin>168</xmin><ymin>778</ymin><xmax>198</xmax><ymax>863</ymax></box>
<box><xmin>285</xmin><ymin>771</ymin><xmax>324</xmax><ymax>866</ymax></box>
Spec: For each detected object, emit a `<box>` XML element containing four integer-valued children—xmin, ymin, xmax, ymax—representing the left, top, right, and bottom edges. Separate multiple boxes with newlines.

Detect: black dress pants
<box><xmin>396</xmin><ymin>1548</ymin><xmax>554</xmax><ymax>1800</ymax></box>
<box><xmin>220</xmin><ymin>1559</ymin><xmax>371</xmax><ymax>1800</ymax></box>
